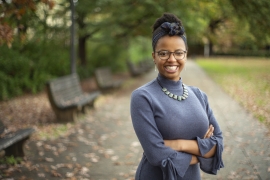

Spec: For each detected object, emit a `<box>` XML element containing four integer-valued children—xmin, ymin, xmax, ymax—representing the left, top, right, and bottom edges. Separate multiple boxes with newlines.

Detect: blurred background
<box><xmin>0</xmin><ymin>1</ymin><xmax>270</xmax><ymax>178</ymax></box>
<box><xmin>1</xmin><ymin>0</ymin><xmax>269</xmax><ymax>100</ymax></box>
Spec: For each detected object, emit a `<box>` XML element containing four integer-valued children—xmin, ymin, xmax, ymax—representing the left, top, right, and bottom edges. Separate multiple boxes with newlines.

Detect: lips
<box><xmin>164</xmin><ymin>65</ymin><xmax>179</xmax><ymax>72</ymax></box>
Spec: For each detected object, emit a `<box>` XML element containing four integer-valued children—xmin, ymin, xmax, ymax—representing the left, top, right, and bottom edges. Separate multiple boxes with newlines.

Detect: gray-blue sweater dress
<box><xmin>130</xmin><ymin>74</ymin><xmax>224</xmax><ymax>180</ymax></box>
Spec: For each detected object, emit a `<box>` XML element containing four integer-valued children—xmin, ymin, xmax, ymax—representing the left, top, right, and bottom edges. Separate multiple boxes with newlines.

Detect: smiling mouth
<box><xmin>165</xmin><ymin>65</ymin><xmax>178</xmax><ymax>72</ymax></box>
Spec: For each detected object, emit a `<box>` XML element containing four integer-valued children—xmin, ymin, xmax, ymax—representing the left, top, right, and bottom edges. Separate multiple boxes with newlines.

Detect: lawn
<box><xmin>196</xmin><ymin>57</ymin><xmax>270</xmax><ymax>127</ymax></box>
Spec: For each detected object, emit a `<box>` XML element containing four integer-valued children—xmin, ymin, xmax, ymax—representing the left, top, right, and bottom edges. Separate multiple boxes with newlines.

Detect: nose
<box><xmin>167</xmin><ymin>52</ymin><xmax>177</xmax><ymax>62</ymax></box>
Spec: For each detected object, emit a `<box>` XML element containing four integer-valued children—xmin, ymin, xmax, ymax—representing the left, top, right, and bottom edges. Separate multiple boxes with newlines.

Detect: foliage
<box><xmin>0</xmin><ymin>40</ymin><xmax>69</xmax><ymax>100</ymax></box>
<box><xmin>0</xmin><ymin>45</ymin><xmax>32</xmax><ymax>99</ymax></box>
<box><xmin>229</xmin><ymin>0</ymin><xmax>270</xmax><ymax>45</ymax></box>
<box><xmin>128</xmin><ymin>36</ymin><xmax>152</xmax><ymax>62</ymax></box>
<box><xmin>0</xmin><ymin>0</ymin><xmax>55</xmax><ymax>46</ymax></box>
<box><xmin>196</xmin><ymin>57</ymin><xmax>270</xmax><ymax>125</ymax></box>
<box><xmin>77</xmin><ymin>36</ymin><xmax>131</xmax><ymax>78</ymax></box>
<box><xmin>0</xmin><ymin>155</ymin><xmax>22</xmax><ymax>165</ymax></box>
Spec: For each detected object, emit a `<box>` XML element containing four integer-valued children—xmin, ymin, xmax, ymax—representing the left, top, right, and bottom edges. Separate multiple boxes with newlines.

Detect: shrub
<box><xmin>0</xmin><ymin>40</ymin><xmax>70</xmax><ymax>100</ymax></box>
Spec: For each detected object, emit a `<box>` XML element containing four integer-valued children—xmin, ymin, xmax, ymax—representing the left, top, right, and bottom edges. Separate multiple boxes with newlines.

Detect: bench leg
<box><xmin>55</xmin><ymin>109</ymin><xmax>78</xmax><ymax>122</ymax></box>
<box><xmin>5</xmin><ymin>137</ymin><xmax>29</xmax><ymax>157</ymax></box>
<box><xmin>82</xmin><ymin>103</ymin><xmax>95</xmax><ymax>114</ymax></box>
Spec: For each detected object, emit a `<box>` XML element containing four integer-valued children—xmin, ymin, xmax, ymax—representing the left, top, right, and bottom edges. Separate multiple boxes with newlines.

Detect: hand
<box><xmin>190</xmin><ymin>155</ymin><xmax>199</xmax><ymax>165</ymax></box>
<box><xmin>204</xmin><ymin>124</ymin><xmax>214</xmax><ymax>139</ymax></box>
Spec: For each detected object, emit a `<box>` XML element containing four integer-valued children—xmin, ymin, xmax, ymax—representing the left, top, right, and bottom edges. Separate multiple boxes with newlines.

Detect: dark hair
<box><xmin>152</xmin><ymin>13</ymin><xmax>183</xmax><ymax>32</ymax></box>
<box><xmin>151</xmin><ymin>13</ymin><xmax>187</xmax><ymax>51</ymax></box>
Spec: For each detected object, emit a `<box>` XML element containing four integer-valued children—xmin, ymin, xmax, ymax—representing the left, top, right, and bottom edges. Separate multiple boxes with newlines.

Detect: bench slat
<box><xmin>0</xmin><ymin>128</ymin><xmax>35</xmax><ymax>150</ymax></box>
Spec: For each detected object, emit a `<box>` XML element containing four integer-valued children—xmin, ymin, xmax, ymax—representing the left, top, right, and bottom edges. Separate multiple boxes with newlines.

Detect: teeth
<box><xmin>166</xmin><ymin>66</ymin><xmax>177</xmax><ymax>71</ymax></box>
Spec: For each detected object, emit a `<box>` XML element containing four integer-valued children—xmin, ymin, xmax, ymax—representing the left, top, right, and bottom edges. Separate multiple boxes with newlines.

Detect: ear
<box><xmin>152</xmin><ymin>52</ymin><xmax>155</xmax><ymax>63</ymax></box>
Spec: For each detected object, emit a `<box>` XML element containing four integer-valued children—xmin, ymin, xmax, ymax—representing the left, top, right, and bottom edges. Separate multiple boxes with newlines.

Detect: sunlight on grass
<box><xmin>38</xmin><ymin>124</ymin><xmax>71</xmax><ymax>140</ymax></box>
<box><xmin>196</xmin><ymin>57</ymin><xmax>270</xmax><ymax>126</ymax></box>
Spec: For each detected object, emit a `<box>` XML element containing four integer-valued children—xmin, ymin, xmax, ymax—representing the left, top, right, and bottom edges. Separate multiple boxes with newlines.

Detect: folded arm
<box><xmin>164</xmin><ymin>125</ymin><xmax>216</xmax><ymax>158</ymax></box>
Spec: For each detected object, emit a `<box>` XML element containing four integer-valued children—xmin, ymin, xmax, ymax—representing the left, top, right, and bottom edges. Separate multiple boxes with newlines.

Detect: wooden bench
<box><xmin>94</xmin><ymin>67</ymin><xmax>123</xmax><ymax>91</ymax></box>
<box><xmin>126</xmin><ymin>60</ymin><xmax>146</xmax><ymax>77</ymax></box>
<box><xmin>0</xmin><ymin>120</ymin><xmax>35</xmax><ymax>157</ymax></box>
<box><xmin>46</xmin><ymin>73</ymin><xmax>101</xmax><ymax>122</ymax></box>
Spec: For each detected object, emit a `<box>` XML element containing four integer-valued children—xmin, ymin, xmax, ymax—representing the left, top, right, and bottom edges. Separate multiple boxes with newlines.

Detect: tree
<box><xmin>229</xmin><ymin>0</ymin><xmax>270</xmax><ymax>46</ymax></box>
<box><xmin>0</xmin><ymin>0</ymin><xmax>55</xmax><ymax>47</ymax></box>
<box><xmin>73</xmin><ymin>0</ymin><xmax>172</xmax><ymax>66</ymax></box>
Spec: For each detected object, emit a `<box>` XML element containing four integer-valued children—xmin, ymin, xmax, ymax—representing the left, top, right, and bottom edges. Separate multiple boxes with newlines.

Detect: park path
<box><xmin>2</xmin><ymin>60</ymin><xmax>270</xmax><ymax>180</ymax></box>
<box><xmin>182</xmin><ymin>60</ymin><xmax>270</xmax><ymax>180</ymax></box>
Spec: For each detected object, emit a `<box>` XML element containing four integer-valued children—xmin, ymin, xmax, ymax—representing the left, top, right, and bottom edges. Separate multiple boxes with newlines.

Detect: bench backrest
<box><xmin>95</xmin><ymin>67</ymin><xmax>113</xmax><ymax>87</ymax></box>
<box><xmin>47</xmin><ymin>74</ymin><xmax>83</xmax><ymax>107</ymax></box>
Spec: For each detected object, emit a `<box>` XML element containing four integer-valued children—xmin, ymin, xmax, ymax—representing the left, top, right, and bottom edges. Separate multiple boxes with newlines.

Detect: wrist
<box><xmin>190</xmin><ymin>155</ymin><xmax>199</xmax><ymax>165</ymax></box>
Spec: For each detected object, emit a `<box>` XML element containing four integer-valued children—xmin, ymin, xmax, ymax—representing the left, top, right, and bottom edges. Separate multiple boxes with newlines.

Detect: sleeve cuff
<box><xmin>196</xmin><ymin>136</ymin><xmax>217</xmax><ymax>156</ymax></box>
<box><xmin>197</xmin><ymin>136</ymin><xmax>224</xmax><ymax>174</ymax></box>
<box><xmin>197</xmin><ymin>156</ymin><xmax>217</xmax><ymax>174</ymax></box>
<box><xmin>160</xmin><ymin>152</ymin><xmax>192</xmax><ymax>179</ymax></box>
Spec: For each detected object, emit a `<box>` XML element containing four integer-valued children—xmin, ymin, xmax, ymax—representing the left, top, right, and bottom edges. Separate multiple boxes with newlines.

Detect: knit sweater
<box><xmin>130</xmin><ymin>73</ymin><xmax>224</xmax><ymax>180</ymax></box>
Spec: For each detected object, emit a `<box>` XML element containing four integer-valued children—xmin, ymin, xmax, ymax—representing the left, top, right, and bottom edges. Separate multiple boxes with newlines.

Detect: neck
<box><xmin>157</xmin><ymin>73</ymin><xmax>183</xmax><ymax>90</ymax></box>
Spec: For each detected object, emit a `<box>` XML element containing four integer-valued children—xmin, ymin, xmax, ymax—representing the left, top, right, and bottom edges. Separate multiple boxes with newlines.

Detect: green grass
<box><xmin>0</xmin><ymin>156</ymin><xmax>22</xmax><ymax>165</ymax></box>
<box><xmin>38</xmin><ymin>124</ymin><xmax>70</xmax><ymax>140</ymax></box>
<box><xmin>196</xmin><ymin>57</ymin><xmax>270</xmax><ymax>126</ymax></box>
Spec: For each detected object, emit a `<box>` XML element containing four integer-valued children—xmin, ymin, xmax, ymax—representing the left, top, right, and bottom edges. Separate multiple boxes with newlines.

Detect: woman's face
<box><xmin>152</xmin><ymin>35</ymin><xmax>187</xmax><ymax>81</ymax></box>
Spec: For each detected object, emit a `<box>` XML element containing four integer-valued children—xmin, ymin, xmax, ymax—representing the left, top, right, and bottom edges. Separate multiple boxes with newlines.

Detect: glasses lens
<box><xmin>174</xmin><ymin>51</ymin><xmax>185</xmax><ymax>60</ymax></box>
<box><xmin>158</xmin><ymin>51</ymin><xmax>169</xmax><ymax>60</ymax></box>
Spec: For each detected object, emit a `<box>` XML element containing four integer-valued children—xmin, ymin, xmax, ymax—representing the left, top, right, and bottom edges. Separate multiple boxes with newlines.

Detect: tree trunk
<box><xmin>78</xmin><ymin>36</ymin><xmax>87</xmax><ymax>65</ymax></box>
<box><xmin>209</xmin><ymin>41</ymin><xmax>213</xmax><ymax>56</ymax></box>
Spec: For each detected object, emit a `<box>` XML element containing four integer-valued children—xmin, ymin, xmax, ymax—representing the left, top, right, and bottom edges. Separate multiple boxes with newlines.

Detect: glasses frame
<box><xmin>156</xmin><ymin>50</ymin><xmax>187</xmax><ymax>61</ymax></box>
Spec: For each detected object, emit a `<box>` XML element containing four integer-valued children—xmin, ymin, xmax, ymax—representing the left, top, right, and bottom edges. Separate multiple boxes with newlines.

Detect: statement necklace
<box><xmin>156</xmin><ymin>77</ymin><xmax>188</xmax><ymax>101</ymax></box>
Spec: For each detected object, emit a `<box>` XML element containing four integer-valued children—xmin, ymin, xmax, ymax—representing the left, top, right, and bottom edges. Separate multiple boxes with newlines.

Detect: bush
<box><xmin>0</xmin><ymin>40</ymin><xmax>70</xmax><ymax>100</ymax></box>
<box><xmin>0</xmin><ymin>46</ymin><xmax>32</xmax><ymax>99</ymax></box>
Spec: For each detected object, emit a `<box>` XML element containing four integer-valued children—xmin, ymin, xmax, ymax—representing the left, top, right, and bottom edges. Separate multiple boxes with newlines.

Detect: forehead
<box><xmin>155</xmin><ymin>35</ymin><xmax>186</xmax><ymax>51</ymax></box>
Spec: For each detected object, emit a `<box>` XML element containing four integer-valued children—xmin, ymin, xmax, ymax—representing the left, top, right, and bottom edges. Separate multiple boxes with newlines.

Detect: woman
<box><xmin>130</xmin><ymin>13</ymin><xmax>224</xmax><ymax>180</ymax></box>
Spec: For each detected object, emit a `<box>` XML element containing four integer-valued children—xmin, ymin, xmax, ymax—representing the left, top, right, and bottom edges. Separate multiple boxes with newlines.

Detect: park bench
<box><xmin>94</xmin><ymin>67</ymin><xmax>124</xmax><ymax>91</ymax></box>
<box><xmin>0</xmin><ymin>120</ymin><xmax>35</xmax><ymax>157</ymax></box>
<box><xmin>46</xmin><ymin>73</ymin><xmax>100</xmax><ymax>122</ymax></box>
<box><xmin>126</xmin><ymin>60</ymin><xmax>146</xmax><ymax>77</ymax></box>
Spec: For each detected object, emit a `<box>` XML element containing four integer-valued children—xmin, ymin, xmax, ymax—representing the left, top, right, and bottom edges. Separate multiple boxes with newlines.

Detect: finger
<box><xmin>210</xmin><ymin>126</ymin><xmax>214</xmax><ymax>134</ymax></box>
<box><xmin>208</xmin><ymin>127</ymin><xmax>214</xmax><ymax>137</ymax></box>
<box><xmin>206</xmin><ymin>126</ymin><xmax>214</xmax><ymax>138</ymax></box>
<box><xmin>204</xmin><ymin>129</ymin><xmax>210</xmax><ymax>138</ymax></box>
<box><xmin>204</xmin><ymin>125</ymin><xmax>212</xmax><ymax>138</ymax></box>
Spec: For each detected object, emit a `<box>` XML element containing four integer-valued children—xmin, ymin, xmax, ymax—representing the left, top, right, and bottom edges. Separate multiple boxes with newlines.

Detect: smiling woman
<box><xmin>130</xmin><ymin>13</ymin><xmax>224</xmax><ymax>180</ymax></box>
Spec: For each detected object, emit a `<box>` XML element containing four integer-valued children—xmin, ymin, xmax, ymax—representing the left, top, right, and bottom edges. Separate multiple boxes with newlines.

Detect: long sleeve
<box><xmin>131</xmin><ymin>89</ymin><xmax>192</xmax><ymax>179</ymax></box>
<box><xmin>195</xmin><ymin>89</ymin><xmax>224</xmax><ymax>174</ymax></box>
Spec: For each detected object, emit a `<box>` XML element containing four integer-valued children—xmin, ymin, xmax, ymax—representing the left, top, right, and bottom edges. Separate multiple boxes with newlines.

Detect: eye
<box><xmin>174</xmin><ymin>51</ymin><xmax>184</xmax><ymax>56</ymax></box>
<box><xmin>158</xmin><ymin>51</ymin><xmax>169</xmax><ymax>57</ymax></box>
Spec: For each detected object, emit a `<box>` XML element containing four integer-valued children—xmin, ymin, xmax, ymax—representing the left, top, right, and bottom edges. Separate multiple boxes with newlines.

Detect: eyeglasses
<box><xmin>156</xmin><ymin>50</ymin><xmax>187</xmax><ymax>61</ymax></box>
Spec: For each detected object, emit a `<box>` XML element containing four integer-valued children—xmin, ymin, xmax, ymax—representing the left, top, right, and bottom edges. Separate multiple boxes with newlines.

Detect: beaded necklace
<box><xmin>156</xmin><ymin>77</ymin><xmax>188</xmax><ymax>101</ymax></box>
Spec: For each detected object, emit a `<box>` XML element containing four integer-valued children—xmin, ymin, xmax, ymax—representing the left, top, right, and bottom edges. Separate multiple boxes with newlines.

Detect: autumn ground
<box><xmin>0</xmin><ymin>71</ymin><xmax>143</xmax><ymax>179</ymax></box>
<box><xmin>0</xmin><ymin>73</ymin><xmax>131</xmax><ymax>140</ymax></box>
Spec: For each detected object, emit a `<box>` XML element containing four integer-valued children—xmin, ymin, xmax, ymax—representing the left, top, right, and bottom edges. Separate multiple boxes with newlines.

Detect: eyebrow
<box><xmin>157</xmin><ymin>49</ymin><xmax>186</xmax><ymax>52</ymax></box>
